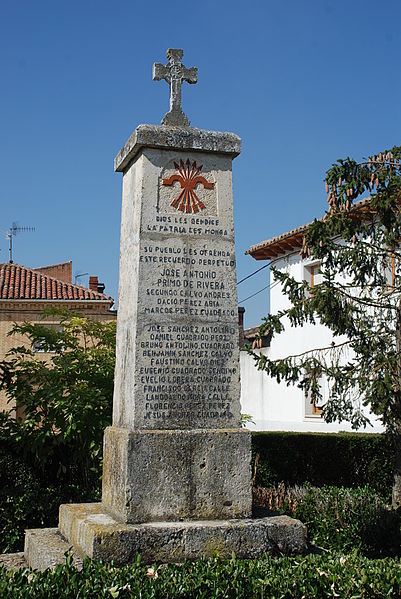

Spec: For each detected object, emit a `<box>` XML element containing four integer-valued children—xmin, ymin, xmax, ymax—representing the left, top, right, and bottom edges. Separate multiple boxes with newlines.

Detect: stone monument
<box><xmin>21</xmin><ymin>49</ymin><xmax>306</xmax><ymax>569</ymax></box>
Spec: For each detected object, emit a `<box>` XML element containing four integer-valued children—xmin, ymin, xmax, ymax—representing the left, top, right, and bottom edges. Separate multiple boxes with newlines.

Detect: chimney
<box><xmin>89</xmin><ymin>276</ymin><xmax>98</xmax><ymax>292</ymax></box>
<box><xmin>89</xmin><ymin>276</ymin><xmax>106</xmax><ymax>294</ymax></box>
<box><xmin>238</xmin><ymin>306</ymin><xmax>245</xmax><ymax>348</ymax></box>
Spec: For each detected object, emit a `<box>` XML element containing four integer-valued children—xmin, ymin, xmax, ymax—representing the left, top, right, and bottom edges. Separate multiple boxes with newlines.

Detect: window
<box><xmin>32</xmin><ymin>324</ymin><xmax>63</xmax><ymax>353</ymax></box>
<box><xmin>304</xmin><ymin>262</ymin><xmax>322</xmax><ymax>288</ymax></box>
<box><xmin>390</xmin><ymin>245</ymin><xmax>396</xmax><ymax>287</ymax></box>
<box><xmin>304</xmin><ymin>372</ymin><xmax>326</xmax><ymax>418</ymax></box>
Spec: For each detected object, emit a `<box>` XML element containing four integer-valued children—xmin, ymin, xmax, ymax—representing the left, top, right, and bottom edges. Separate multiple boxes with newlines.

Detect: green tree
<box><xmin>250</xmin><ymin>144</ymin><xmax>401</xmax><ymax>506</ymax></box>
<box><xmin>0</xmin><ymin>311</ymin><xmax>116</xmax><ymax>489</ymax></box>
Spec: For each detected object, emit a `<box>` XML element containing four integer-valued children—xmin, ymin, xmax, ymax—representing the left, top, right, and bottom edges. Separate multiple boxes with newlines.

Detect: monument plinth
<box><xmin>20</xmin><ymin>49</ymin><xmax>306</xmax><ymax>570</ymax></box>
<box><xmin>102</xmin><ymin>121</ymin><xmax>252</xmax><ymax>524</ymax></box>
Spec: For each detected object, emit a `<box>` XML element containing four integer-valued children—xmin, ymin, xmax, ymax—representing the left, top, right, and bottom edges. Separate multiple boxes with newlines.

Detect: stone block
<box><xmin>102</xmin><ymin>426</ymin><xmax>252</xmax><ymax>523</ymax></box>
<box><xmin>24</xmin><ymin>528</ymin><xmax>83</xmax><ymax>571</ymax></box>
<box><xmin>112</xmin><ymin>145</ymin><xmax>242</xmax><ymax>431</ymax></box>
<box><xmin>114</xmin><ymin>124</ymin><xmax>241</xmax><ymax>172</ymax></box>
<box><xmin>58</xmin><ymin>503</ymin><xmax>307</xmax><ymax>565</ymax></box>
<box><xmin>0</xmin><ymin>552</ymin><xmax>27</xmax><ymax>570</ymax></box>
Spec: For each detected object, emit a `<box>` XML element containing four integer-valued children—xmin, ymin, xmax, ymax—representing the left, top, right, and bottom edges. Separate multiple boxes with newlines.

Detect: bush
<box><xmin>0</xmin><ymin>444</ymin><xmax>101</xmax><ymax>553</ymax></box>
<box><xmin>252</xmin><ymin>431</ymin><xmax>393</xmax><ymax>499</ymax></box>
<box><xmin>254</xmin><ymin>484</ymin><xmax>401</xmax><ymax>557</ymax></box>
<box><xmin>0</xmin><ymin>313</ymin><xmax>115</xmax><ymax>491</ymax></box>
<box><xmin>1</xmin><ymin>553</ymin><xmax>401</xmax><ymax>598</ymax></box>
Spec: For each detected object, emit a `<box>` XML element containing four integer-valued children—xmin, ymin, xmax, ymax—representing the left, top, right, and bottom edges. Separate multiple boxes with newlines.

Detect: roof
<box><xmin>243</xmin><ymin>326</ymin><xmax>270</xmax><ymax>347</ymax></box>
<box><xmin>0</xmin><ymin>263</ymin><xmax>113</xmax><ymax>302</ymax></box>
<box><xmin>246</xmin><ymin>197</ymin><xmax>372</xmax><ymax>261</ymax></box>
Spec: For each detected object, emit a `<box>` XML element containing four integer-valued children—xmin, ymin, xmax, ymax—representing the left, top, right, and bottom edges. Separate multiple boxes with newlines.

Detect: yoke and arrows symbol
<box><xmin>162</xmin><ymin>159</ymin><xmax>214</xmax><ymax>214</ymax></box>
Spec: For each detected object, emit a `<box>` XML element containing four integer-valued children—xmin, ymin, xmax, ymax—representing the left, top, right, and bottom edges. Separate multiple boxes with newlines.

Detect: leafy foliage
<box><xmin>252</xmin><ymin>431</ymin><xmax>394</xmax><ymax>498</ymax></box>
<box><xmin>0</xmin><ymin>311</ymin><xmax>115</xmax><ymax>489</ymax></box>
<box><xmin>249</xmin><ymin>145</ymin><xmax>401</xmax><ymax>502</ymax></box>
<box><xmin>0</xmin><ymin>445</ymin><xmax>100</xmax><ymax>553</ymax></box>
<box><xmin>250</xmin><ymin>144</ymin><xmax>401</xmax><ymax>430</ymax></box>
<box><xmin>284</xmin><ymin>485</ymin><xmax>401</xmax><ymax>557</ymax></box>
<box><xmin>1</xmin><ymin>553</ymin><xmax>401</xmax><ymax>598</ymax></box>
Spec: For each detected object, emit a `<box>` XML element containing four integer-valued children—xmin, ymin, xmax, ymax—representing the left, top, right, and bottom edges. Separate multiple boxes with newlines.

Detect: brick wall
<box><xmin>33</xmin><ymin>261</ymin><xmax>72</xmax><ymax>283</ymax></box>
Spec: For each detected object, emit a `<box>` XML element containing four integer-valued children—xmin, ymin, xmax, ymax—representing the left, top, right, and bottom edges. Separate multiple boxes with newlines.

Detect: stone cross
<box><xmin>153</xmin><ymin>48</ymin><xmax>197</xmax><ymax>127</ymax></box>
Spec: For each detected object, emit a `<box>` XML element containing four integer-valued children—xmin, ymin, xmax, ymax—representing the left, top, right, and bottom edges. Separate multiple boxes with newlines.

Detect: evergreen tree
<box><xmin>250</xmin><ymin>145</ymin><xmax>401</xmax><ymax>506</ymax></box>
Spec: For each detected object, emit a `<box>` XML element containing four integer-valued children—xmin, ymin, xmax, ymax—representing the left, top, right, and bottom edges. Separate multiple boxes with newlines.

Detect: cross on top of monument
<box><xmin>153</xmin><ymin>48</ymin><xmax>197</xmax><ymax>127</ymax></box>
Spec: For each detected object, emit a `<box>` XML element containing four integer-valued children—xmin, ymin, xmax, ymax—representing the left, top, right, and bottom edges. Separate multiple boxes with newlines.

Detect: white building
<box><xmin>240</xmin><ymin>218</ymin><xmax>384</xmax><ymax>434</ymax></box>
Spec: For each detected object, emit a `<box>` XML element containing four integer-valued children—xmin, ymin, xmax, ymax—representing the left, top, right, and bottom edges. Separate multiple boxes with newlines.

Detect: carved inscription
<box><xmin>147</xmin><ymin>215</ymin><xmax>226</xmax><ymax>236</ymax></box>
<box><xmin>137</xmin><ymin>216</ymin><xmax>238</xmax><ymax>427</ymax></box>
<box><xmin>139</xmin><ymin>323</ymin><xmax>238</xmax><ymax>425</ymax></box>
<box><xmin>139</xmin><ymin>238</ymin><xmax>235</xmax><ymax>318</ymax></box>
<box><xmin>133</xmin><ymin>156</ymin><xmax>239</xmax><ymax>429</ymax></box>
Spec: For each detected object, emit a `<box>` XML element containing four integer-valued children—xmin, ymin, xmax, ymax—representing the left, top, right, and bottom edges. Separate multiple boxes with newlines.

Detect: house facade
<box><xmin>240</xmin><ymin>219</ymin><xmax>385</xmax><ymax>434</ymax></box>
<box><xmin>0</xmin><ymin>261</ymin><xmax>116</xmax><ymax>415</ymax></box>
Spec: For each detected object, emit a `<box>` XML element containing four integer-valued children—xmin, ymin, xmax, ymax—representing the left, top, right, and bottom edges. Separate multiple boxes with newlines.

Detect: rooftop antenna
<box><xmin>6</xmin><ymin>222</ymin><xmax>35</xmax><ymax>263</ymax></box>
<box><xmin>74</xmin><ymin>272</ymin><xmax>89</xmax><ymax>284</ymax></box>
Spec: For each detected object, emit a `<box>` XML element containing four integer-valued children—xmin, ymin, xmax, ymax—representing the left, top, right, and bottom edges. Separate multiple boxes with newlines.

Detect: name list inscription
<box><xmin>137</xmin><ymin>213</ymin><xmax>239</xmax><ymax>427</ymax></box>
<box><xmin>139</xmin><ymin>323</ymin><xmax>237</xmax><ymax>424</ymax></box>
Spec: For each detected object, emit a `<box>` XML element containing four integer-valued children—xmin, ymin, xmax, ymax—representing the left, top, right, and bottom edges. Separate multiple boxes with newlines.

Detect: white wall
<box><xmin>240</xmin><ymin>251</ymin><xmax>384</xmax><ymax>433</ymax></box>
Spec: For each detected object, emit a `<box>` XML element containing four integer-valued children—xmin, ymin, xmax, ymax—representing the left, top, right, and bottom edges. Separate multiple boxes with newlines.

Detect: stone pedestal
<box><xmin>20</xmin><ymin>123</ymin><xmax>307</xmax><ymax>569</ymax></box>
<box><xmin>102</xmin><ymin>427</ymin><xmax>251</xmax><ymax>523</ymax></box>
<box><xmin>100</xmin><ymin>124</ymin><xmax>253</xmax><ymax>530</ymax></box>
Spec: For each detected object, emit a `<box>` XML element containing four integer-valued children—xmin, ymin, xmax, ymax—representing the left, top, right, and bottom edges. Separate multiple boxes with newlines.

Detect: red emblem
<box><xmin>162</xmin><ymin>159</ymin><xmax>214</xmax><ymax>213</ymax></box>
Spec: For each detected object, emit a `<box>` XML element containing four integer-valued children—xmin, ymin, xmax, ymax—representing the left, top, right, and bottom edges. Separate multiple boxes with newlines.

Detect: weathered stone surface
<box><xmin>24</xmin><ymin>528</ymin><xmax>83</xmax><ymax>571</ymax></box>
<box><xmin>114</xmin><ymin>125</ymin><xmax>241</xmax><ymax>172</ymax></box>
<box><xmin>107</xmin><ymin>117</ymin><xmax>255</xmax><ymax>531</ymax></box>
<box><xmin>0</xmin><ymin>552</ymin><xmax>27</xmax><ymax>570</ymax></box>
<box><xmin>111</xmin><ymin>144</ymin><xmax>242</xmax><ymax>433</ymax></box>
<box><xmin>58</xmin><ymin>503</ymin><xmax>307</xmax><ymax>565</ymax></box>
<box><xmin>153</xmin><ymin>48</ymin><xmax>197</xmax><ymax>127</ymax></box>
<box><xmin>102</xmin><ymin>427</ymin><xmax>252</xmax><ymax>523</ymax></box>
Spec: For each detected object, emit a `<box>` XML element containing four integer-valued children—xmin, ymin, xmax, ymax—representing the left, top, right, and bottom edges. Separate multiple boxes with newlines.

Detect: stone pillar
<box><xmin>20</xmin><ymin>55</ymin><xmax>307</xmax><ymax>569</ymax></box>
<box><xmin>22</xmin><ymin>124</ymin><xmax>307</xmax><ymax>570</ymax></box>
<box><xmin>102</xmin><ymin>124</ymin><xmax>252</xmax><ymax>523</ymax></box>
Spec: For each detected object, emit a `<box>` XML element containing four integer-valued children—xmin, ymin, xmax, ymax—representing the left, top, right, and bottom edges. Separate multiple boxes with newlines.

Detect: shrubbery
<box><xmin>1</xmin><ymin>553</ymin><xmax>401</xmax><ymax>598</ymax></box>
<box><xmin>0</xmin><ymin>312</ymin><xmax>115</xmax><ymax>491</ymax></box>
<box><xmin>0</xmin><ymin>445</ymin><xmax>101</xmax><ymax>553</ymax></box>
<box><xmin>276</xmin><ymin>484</ymin><xmax>400</xmax><ymax>556</ymax></box>
<box><xmin>252</xmin><ymin>431</ymin><xmax>394</xmax><ymax>499</ymax></box>
<box><xmin>0</xmin><ymin>312</ymin><xmax>112</xmax><ymax>553</ymax></box>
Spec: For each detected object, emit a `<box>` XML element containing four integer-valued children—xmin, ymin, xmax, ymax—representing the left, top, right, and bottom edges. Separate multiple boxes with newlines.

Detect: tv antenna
<box><xmin>74</xmin><ymin>272</ymin><xmax>89</xmax><ymax>284</ymax></box>
<box><xmin>6</xmin><ymin>222</ymin><xmax>35</xmax><ymax>263</ymax></box>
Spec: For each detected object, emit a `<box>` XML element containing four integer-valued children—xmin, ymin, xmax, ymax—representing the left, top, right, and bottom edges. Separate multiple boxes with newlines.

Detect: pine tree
<box><xmin>250</xmin><ymin>144</ymin><xmax>401</xmax><ymax>506</ymax></box>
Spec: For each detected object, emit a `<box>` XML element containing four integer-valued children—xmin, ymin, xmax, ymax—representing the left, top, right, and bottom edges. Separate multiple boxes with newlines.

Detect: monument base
<box><xmin>102</xmin><ymin>427</ymin><xmax>253</xmax><ymax>523</ymax></box>
<box><xmin>23</xmin><ymin>503</ymin><xmax>307</xmax><ymax>570</ymax></box>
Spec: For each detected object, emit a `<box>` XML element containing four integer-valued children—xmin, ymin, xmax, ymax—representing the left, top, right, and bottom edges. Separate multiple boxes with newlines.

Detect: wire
<box><xmin>239</xmin><ymin>280</ymin><xmax>279</xmax><ymax>304</ymax></box>
<box><xmin>237</xmin><ymin>261</ymin><xmax>271</xmax><ymax>285</ymax></box>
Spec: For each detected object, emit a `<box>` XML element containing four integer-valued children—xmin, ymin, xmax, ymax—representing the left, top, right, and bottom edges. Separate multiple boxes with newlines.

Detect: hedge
<box><xmin>252</xmin><ymin>431</ymin><xmax>394</xmax><ymax>498</ymax></box>
<box><xmin>1</xmin><ymin>431</ymin><xmax>396</xmax><ymax>554</ymax></box>
<box><xmin>1</xmin><ymin>553</ymin><xmax>401</xmax><ymax>598</ymax></box>
<box><xmin>0</xmin><ymin>444</ymin><xmax>100</xmax><ymax>554</ymax></box>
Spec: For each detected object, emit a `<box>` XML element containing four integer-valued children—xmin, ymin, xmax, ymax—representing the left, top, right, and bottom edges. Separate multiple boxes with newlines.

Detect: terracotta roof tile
<box><xmin>246</xmin><ymin>196</ymin><xmax>372</xmax><ymax>260</ymax></box>
<box><xmin>0</xmin><ymin>263</ymin><xmax>113</xmax><ymax>303</ymax></box>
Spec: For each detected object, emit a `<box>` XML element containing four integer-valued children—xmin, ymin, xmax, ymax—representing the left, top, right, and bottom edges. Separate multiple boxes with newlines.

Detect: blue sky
<box><xmin>1</xmin><ymin>0</ymin><xmax>400</xmax><ymax>326</ymax></box>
